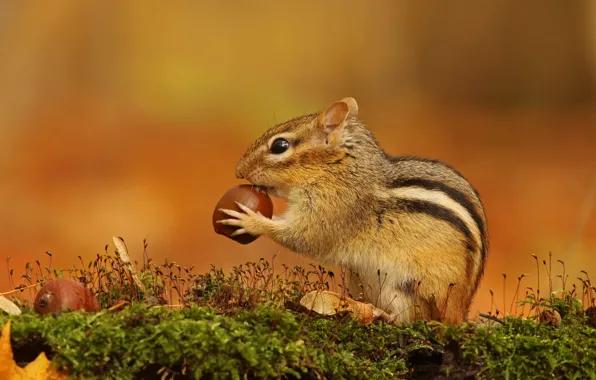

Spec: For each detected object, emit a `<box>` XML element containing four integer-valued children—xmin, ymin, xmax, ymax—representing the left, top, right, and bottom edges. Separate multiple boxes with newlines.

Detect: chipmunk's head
<box><xmin>235</xmin><ymin>97</ymin><xmax>368</xmax><ymax>198</ymax></box>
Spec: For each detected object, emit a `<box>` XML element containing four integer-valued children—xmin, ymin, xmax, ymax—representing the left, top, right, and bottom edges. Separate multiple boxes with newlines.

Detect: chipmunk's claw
<box><xmin>234</xmin><ymin>201</ymin><xmax>263</xmax><ymax>217</ymax></box>
<box><xmin>218</xmin><ymin>208</ymin><xmax>244</xmax><ymax>220</ymax></box>
<box><xmin>215</xmin><ymin>217</ymin><xmax>243</xmax><ymax>227</ymax></box>
<box><xmin>217</xmin><ymin>203</ymin><xmax>272</xmax><ymax>237</ymax></box>
<box><xmin>230</xmin><ymin>228</ymin><xmax>248</xmax><ymax>237</ymax></box>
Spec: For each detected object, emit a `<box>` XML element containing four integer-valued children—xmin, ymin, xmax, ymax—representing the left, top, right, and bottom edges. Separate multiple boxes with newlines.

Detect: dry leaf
<box><xmin>539</xmin><ymin>309</ymin><xmax>562</xmax><ymax>327</ymax></box>
<box><xmin>0</xmin><ymin>320</ymin><xmax>68</xmax><ymax>379</ymax></box>
<box><xmin>113</xmin><ymin>236</ymin><xmax>160</xmax><ymax>305</ymax></box>
<box><xmin>112</xmin><ymin>236</ymin><xmax>132</xmax><ymax>264</ymax></box>
<box><xmin>300</xmin><ymin>290</ymin><xmax>379</xmax><ymax>324</ymax></box>
<box><xmin>300</xmin><ymin>290</ymin><xmax>346</xmax><ymax>315</ymax></box>
<box><xmin>0</xmin><ymin>296</ymin><xmax>22</xmax><ymax>315</ymax></box>
<box><xmin>350</xmin><ymin>301</ymin><xmax>375</xmax><ymax>324</ymax></box>
<box><xmin>113</xmin><ymin>237</ymin><xmax>157</xmax><ymax>295</ymax></box>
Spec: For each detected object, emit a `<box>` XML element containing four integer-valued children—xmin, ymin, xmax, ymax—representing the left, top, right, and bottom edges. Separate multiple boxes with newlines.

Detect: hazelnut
<box><xmin>34</xmin><ymin>279</ymin><xmax>100</xmax><ymax>315</ymax></box>
<box><xmin>212</xmin><ymin>184</ymin><xmax>273</xmax><ymax>244</ymax></box>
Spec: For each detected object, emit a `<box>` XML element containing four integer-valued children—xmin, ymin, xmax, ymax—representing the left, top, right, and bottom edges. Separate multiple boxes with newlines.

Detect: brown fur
<box><xmin>231</xmin><ymin>97</ymin><xmax>488</xmax><ymax>325</ymax></box>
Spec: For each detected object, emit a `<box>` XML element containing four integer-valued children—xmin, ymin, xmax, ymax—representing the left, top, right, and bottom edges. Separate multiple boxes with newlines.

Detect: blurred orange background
<box><xmin>1</xmin><ymin>2</ymin><xmax>595</xmax><ymax>317</ymax></box>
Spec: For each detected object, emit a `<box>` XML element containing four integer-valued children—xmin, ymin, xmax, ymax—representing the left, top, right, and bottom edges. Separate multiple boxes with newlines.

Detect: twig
<box><xmin>0</xmin><ymin>280</ymin><xmax>46</xmax><ymax>296</ymax></box>
<box><xmin>153</xmin><ymin>304</ymin><xmax>185</xmax><ymax>309</ymax></box>
<box><xmin>479</xmin><ymin>313</ymin><xmax>506</xmax><ymax>325</ymax></box>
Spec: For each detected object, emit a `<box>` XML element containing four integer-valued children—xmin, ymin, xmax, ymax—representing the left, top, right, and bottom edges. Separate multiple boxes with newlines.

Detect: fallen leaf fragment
<box><xmin>113</xmin><ymin>236</ymin><xmax>160</xmax><ymax>306</ymax></box>
<box><xmin>0</xmin><ymin>320</ymin><xmax>68</xmax><ymax>379</ymax></box>
<box><xmin>300</xmin><ymin>290</ymin><xmax>345</xmax><ymax>316</ymax></box>
<box><xmin>349</xmin><ymin>299</ymin><xmax>375</xmax><ymax>324</ymax></box>
<box><xmin>0</xmin><ymin>296</ymin><xmax>22</xmax><ymax>315</ymax></box>
<box><xmin>113</xmin><ymin>236</ymin><xmax>145</xmax><ymax>290</ymax></box>
<box><xmin>538</xmin><ymin>308</ymin><xmax>561</xmax><ymax>327</ymax></box>
<box><xmin>300</xmin><ymin>290</ymin><xmax>389</xmax><ymax>324</ymax></box>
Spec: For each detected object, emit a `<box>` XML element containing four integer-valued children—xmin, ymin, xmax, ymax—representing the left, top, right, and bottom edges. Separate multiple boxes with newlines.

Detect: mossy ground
<box><xmin>1</xmin><ymin>245</ymin><xmax>596</xmax><ymax>379</ymax></box>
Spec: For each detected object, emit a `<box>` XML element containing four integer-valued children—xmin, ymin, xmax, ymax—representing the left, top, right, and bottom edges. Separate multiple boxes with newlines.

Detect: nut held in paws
<box><xmin>212</xmin><ymin>185</ymin><xmax>273</xmax><ymax>244</ymax></box>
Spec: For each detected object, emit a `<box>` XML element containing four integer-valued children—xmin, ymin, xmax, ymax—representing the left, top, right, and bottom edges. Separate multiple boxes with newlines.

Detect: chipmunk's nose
<box><xmin>235</xmin><ymin>163</ymin><xmax>245</xmax><ymax>179</ymax></box>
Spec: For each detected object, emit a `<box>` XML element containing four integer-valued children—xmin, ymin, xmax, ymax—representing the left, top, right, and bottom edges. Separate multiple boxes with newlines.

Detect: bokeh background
<box><xmin>1</xmin><ymin>1</ymin><xmax>595</xmax><ymax>317</ymax></box>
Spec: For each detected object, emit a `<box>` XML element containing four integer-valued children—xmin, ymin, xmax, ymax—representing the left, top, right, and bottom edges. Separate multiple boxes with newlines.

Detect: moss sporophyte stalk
<box><xmin>1</xmin><ymin>245</ymin><xmax>595</xmax><ymax>379</ymax></box>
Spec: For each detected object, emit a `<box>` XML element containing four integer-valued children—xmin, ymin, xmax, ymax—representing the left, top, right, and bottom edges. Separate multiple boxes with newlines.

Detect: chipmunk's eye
<box><xmin>270</xmin><ymin>138</ymin><xmax>290</xmax><ymax>154</ymax></box>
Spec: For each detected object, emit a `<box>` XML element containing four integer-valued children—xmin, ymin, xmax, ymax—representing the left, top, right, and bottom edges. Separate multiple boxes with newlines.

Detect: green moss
<box><xmin>439</xmin><ymin>315</ymin><xmax>596</xmax><ymax>380</ymax></box>
<box><xmin>1</xmin><ymin>303</ymin><xmax>415</xmax><ymax>379</ymax></box>
<box><xmin>3</xmin><ymin>250</ymin><xmax>596</xmax><ymax>379</ymax></box>
<box><xmin>5</xmin><ymin>302</ymin><xmax>595</xmax><ymax>379</ymax></box>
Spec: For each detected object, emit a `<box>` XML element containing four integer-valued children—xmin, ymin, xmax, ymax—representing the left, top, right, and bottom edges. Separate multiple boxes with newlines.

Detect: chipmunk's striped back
<box><xmin>384</xmin><ymin>156</ymin><xmax>488</xmax><ymax>311</ymax></box>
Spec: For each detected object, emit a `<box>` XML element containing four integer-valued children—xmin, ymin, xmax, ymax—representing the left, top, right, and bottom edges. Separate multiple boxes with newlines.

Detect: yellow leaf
<box><xmin>299</xmin><ymin>290</ymin><xmax>344</xmax><ymax>316</ymax></box>
<box><xmin>299</xmin><ymin>290</ymin><xmax>377</xmax><ymax>324</ymax></box>
<box><xmin>0</xmin><ymin>320</ymin><xmax>69</xmax><ymax>379</ymax></box>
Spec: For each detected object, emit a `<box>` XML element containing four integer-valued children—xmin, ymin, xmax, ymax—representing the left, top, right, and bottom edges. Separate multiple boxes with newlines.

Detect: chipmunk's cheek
<box><xmin>278</xmin><ymin>187</ymin><xmax>292</xmax><ymax>200</ymax></box>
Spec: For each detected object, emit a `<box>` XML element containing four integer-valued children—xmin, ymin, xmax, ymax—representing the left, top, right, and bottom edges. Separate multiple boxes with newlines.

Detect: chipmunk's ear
<box><xmin>318</xmin><ymin>97</ymin><xmax>358</xmax><ymax>144</ymax></box>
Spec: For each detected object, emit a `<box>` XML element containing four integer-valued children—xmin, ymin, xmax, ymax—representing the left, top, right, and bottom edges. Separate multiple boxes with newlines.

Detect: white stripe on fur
<box><xmin>389</xmin><ymin>187</ymin><xmax>482</xmax><ymax>251</ymax></box>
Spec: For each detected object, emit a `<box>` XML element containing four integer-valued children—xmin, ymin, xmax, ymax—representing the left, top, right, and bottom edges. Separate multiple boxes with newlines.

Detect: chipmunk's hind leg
<box><xmin>430</xmin><ymin>284</ymin><xmax>470</xmax><ymax>325</ymax></box>
<box><xmin>346</xmin><ymin>272</ymin><xmax>421</xmax><ymax>322</ymax></box>
<box><xmin>413</xmin><ymin>272</ymin><xmax>471</xmax><ymax>325</ymax></box>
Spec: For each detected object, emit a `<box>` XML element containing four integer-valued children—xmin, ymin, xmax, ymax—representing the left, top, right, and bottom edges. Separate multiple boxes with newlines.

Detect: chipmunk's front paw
<box><xmin>216</xmin><ymin>201</ymin><xmax>275</xmax><ymax>237</ymax></box>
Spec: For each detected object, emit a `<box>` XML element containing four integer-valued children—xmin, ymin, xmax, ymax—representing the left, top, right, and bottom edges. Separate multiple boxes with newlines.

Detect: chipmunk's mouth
<box><xmin>252</xmin><ymin>185</ymin><xmax>285</xmax><ymax>200</ymax></box>
<box><xmin>261</xmin><ymin>186</ymin><xmax>277</xmax><ymax>197</ymax></box>
<box><xmin>253</xmin><ymin>185</ymin><xmax>272</xmax><ymax>193</ymax></box>
<box><xmin>249</xmin><ymin>184</ymin><xmax>272</xmax><ymax>194</ymax></box>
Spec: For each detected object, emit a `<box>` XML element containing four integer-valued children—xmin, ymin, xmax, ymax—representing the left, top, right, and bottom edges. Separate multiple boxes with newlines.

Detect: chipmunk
<box><xmin>217</xmin><ymin>97</ymin><xmax>488</xmax><ymax>324</ymax></box>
